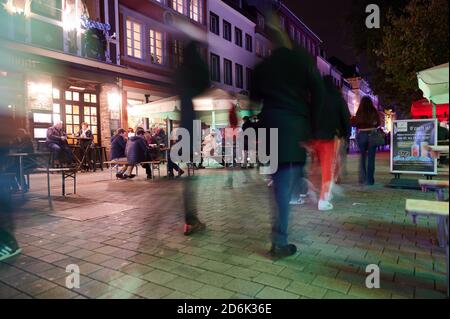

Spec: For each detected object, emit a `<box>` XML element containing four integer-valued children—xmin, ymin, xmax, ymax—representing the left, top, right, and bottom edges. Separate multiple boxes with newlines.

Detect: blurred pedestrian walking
<box><xmin>310</xmin><ymin>75</ymin><xmax>351</xmax><ymax>211</ymax></box>
<box><xmin>250</xmin><ymin>14</ymin><xmax>325</xmax><ymax>258</ymax></box>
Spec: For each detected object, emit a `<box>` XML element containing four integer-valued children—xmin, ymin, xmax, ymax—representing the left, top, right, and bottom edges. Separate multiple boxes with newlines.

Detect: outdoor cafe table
<box><xmin>71</xmin><ymin>137</ymin><xmax>93</xmax><ymax>171</ymax></box>
<box><xmin>7</xmin><ymin>152</ymin><xmax>51</xmax><ymax>195</ymax></box>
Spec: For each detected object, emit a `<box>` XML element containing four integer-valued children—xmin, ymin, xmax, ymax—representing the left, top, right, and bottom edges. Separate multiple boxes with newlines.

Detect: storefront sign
<box><xmin>80</xmin><ymin>15</ymin><xmax>111</xmax><ymax>34</ymax></box>
<box><xmin>390</xmin><ymin>119</ymin><xmax>438</xmax><ymax>175</ymax></box>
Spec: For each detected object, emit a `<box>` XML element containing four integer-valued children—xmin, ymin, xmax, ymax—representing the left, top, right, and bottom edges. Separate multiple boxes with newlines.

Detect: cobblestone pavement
<box><xmin>0</xmin><ymin>152</ymin><xmax>448</xmax><ymax>299</ymax></box>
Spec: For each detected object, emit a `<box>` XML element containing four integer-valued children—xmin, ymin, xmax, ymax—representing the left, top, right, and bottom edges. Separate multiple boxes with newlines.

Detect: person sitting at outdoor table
<box><xmin>45</xmin><ymin>121</ymin><xmax>73</xmax><ymax>166</ymax></box>
<box><xmin>123</xmin><ymin>128</ymin><xmax>152</xmax><ymax>179</ymax></box>
<box><xmin>110</xmin><ymin>128</ymin><xmax>129</xmax><ymax>179</ymax></box>
<box><xmin>76</xmin><ymin>122</ymin><xmax>93</xmax><ymax>171</ymax></box>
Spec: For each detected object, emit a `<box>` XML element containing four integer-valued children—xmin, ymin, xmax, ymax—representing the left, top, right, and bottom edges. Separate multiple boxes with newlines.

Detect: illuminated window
<box><xmin>52</xmin><ymin>88</ymin><xmax>60</xmax><ymax>99</ymax></box>
<box><xmin>171</xmin><ymin>0</ymin><xmax>185</xmax><ymax>15</ymax></box>
<box><xmin>126</xmin><ymin>19</ymin><xmax>142</xmax><ymax>59</ymax></box>
<box><xmin>190</xmin><ymin>0</ymin><xmax>202</xmax><ymax>23</ymax></box>
<box><xmin>150</xmin><ymin>29</ymin><xmax>164</xmax><ymax>65</ymax></box>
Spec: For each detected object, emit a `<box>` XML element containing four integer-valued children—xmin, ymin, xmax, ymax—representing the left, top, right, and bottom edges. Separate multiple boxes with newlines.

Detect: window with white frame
<box><xmin>149</xmin><ymin>29</ymin><xmax>164</xmax><ymax>64</ymax></box>
<box><xmin>171</xmin><ymin>0</ymin><xmax>186</xmax><ymax>15</ymax></box>
<box><xmin>126</xmin><ymin>19</ymin><xmax>142</xmax><ymax>59</ymax></box>
<box><xmin>190</xmin><ymin>0</ymin><xmax>202</xmax><ymax>23</ymax></box>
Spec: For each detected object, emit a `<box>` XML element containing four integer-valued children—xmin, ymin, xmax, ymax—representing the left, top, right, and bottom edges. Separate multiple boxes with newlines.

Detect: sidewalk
<box><xmin>0</xmin><ymin>152</ymin><xmax>448</xmax><ymax>299</ymax></box>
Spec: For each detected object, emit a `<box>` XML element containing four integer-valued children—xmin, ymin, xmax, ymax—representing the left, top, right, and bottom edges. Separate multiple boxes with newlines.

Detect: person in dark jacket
<box><xmin>45</xmin><ymin>121</ymin><xmax>73</xmax><ymax>165</ymax></box>
<box><xmin>250</xmin><ymin>17</ymin><xmax>325</xmax><ymax>258</ymax></box>
<box><xmin>110</xmin><ymin>128</ymin><xmax>129</xmax><ymax>178</ymax></box>
<box><xmin>176</xmin><ymin>40</ymin><xmax>210</xmax><ymax>236</ymax></box>
<box><xmin>123</xmin><ymin>128</ymin><xmax>151</xmax><ymax>179</ymax></box>
<box><xmin>351</xmin><ymin>96</ymin><xmax>381</xmax><ymax>185</ymax></box>
<box><xmin>308</xmin><ymin>75</ymin><xmax>351</xmax><ymax>211</ymax></box>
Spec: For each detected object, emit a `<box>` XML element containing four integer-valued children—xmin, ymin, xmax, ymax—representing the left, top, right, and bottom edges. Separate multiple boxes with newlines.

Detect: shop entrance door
<box><xmin>52</xmin><ymin>88</ymin><xmax>100</xmax><ymax>145</ymax></box>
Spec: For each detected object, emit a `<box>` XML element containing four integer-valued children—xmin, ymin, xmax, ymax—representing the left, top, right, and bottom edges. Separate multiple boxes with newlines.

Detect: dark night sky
<box><xmin>283</xmin><ymin>0</ymin><xmax>357</xmax><ymax>66</ymax></box>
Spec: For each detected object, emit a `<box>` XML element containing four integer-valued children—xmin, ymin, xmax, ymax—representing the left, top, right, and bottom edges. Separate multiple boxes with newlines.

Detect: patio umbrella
<box><xmin>417</xmin><ymin>62</ymin><xmax>449</xmax><ymax>117</ymax></box>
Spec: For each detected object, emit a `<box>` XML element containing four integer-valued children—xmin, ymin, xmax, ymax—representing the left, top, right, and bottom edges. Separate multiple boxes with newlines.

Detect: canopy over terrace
<box><xmin>127</xmin><ymin>88</ymin><xmax>260</xmax><ymax>127</ymax></box>
<box><xmin>417</xmin><ymin>63</ymin><xmax>449</xmax><ymax>118</ymax></box>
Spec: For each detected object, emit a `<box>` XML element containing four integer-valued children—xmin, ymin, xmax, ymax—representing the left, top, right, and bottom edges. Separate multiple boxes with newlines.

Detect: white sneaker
<box><xmin>318</xmin><ymin>200</ymin><xmax>334</xmax><ymax>211</ymax></box>
<box><xmin>289</xmin><ymin>197</ymin><xmax>306</xmax><ymax>205</ymax></box>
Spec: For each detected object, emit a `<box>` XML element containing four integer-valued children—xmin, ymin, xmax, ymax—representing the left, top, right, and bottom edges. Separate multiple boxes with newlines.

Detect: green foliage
<box><xmin>350</xmin><ymin>0</ymin><xmax>449</xmax><ymax>117</ymax></box>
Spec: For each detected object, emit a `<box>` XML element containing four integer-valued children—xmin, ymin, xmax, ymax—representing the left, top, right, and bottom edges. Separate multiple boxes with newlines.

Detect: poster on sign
<box><xmin>390</xmin><ymin>119</ymin><xmax>438</xmax><ymax>175</ymax></box>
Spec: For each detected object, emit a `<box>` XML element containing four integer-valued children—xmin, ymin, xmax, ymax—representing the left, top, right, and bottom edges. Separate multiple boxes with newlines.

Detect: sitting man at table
<box><xmin>111</xmin><ymin>128</ymin><xmax>130</xmax><ymax>178</ymax></box>
<box><xmin>76</xmin><ymin>122</ymin><xmax>93</xmax><ymax>170</ymax></box>
<box><xmin>123</xmin><ymin>128</ymin><xmax>152</xmax><ymax>179</ymax></box>
<box><xmin>45</xmin><ymin>121</ymin><xmax>73</xmax><ymax>166</ymax></box>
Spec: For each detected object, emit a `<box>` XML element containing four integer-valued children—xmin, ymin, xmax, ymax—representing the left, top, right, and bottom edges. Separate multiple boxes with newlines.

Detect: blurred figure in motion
<box><xmin>176</xmin><ymin>40</ymin><xmax>210</xmax><ymax>236</ymax></box>
<box><xmin>0</xmin><ymin>111</ymin><xmax>21</xmax><ymax>261</ymax></box>
<box><xmin>224</xmin><ymin>104</ymin><xmax>240</xmax><ymax>188</ymax></box>
<box><xmin>309</xmin><ymin>75</ymin><xmax>351</xmax><ymax>211</ymax></box>
<box><xmin>251</xmin><ymin>15</ymin><xmax>324</xmax><ymax>258</ymax></box>
<box><xmin>351</xmin><ymin>97</ymin><xmax>381</xmax><ymax>185</ymax></box>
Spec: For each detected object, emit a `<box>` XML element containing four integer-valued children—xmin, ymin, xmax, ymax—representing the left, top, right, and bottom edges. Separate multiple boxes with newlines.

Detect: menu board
<box><xmin>391</xmin><ymin>119</ymin><xmax>438</xmax><ymax>174</ymax></box>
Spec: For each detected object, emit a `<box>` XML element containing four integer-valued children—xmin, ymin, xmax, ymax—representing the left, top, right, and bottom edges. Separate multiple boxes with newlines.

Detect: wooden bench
<box><xmin>105</xmin><ymin>160</ymin><xmax>162</xmax><ymax>180</ymax></box>
<box><xmin>406</xmin><ymin>199</ymin><xmax>449</xmax><ymax>296</ymax></box>
<box><xmin>419</xmin><ymin>179</ymin><xmax>449</xmax><ymax>201</ymax></box>
<box><xmin>32</xmin><ymin>167</ymin><xmax>77</xmax><ymax>197</ymax></box>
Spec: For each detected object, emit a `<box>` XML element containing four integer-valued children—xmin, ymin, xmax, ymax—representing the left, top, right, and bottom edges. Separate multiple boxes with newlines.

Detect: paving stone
<box><xmin>196</xmin><ymin>271</ymin><xmax>234</xmax><ymax>288</ymax></box>
<box><xmin>135</xmin><ymin>282</ymin><xmax>174</xmax><ymax>299</ymax></box>
<box><xmin>165</xmin><ymin>277</ymin><xmax>204</xmax><ymax>294</ymax></box>
<box><xmin>224</xmin><ymin>266</ymin><xmax>260</xmax><ymax>281</ymax></box>
<box><xmin>193</xmin><ymin>285</ymin><xmax>235</xmax><ymax>299</ymax></box>
<box><xmin>142</xmin><ymin>269</ymin><xmax>178</xmax><ymax>285</ymax></box>
<box><xmin>223</xmin><ymin>278</ymin><xmax>264</xmax><ymax>297</ymax></box>
<box><xmin>285</xmin><ymin>281</ymin><xmax>327</xmax><ymax>299</ymax></box>
<box><xmin>311</xmin><ymin>275</ymin><xmax>351</xmax><ymax>294</ymax></box>
<box><xmin>109</xmin><ymin>275</ymin><xmax>147</xmax><ymax>293</ymax></box>
<box><xmin>252</xmin><ymin>273</ymin><xmax>291</xmax><ymax>289</ymax></box>
<box><xmin>36</xmin><ymin>286</ymin><xmax>79</xmax><ymax>299</ymax></box>
<box><xmin>255</xmin><ymin>286</ymin><xmax>299</xmax><ymax>299</ymax></box>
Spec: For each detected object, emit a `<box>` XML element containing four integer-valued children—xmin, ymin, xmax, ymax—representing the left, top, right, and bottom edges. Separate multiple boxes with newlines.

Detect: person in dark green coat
<box><xmin>250</xmin><ymin>21</ymin><xmax>325</xmax><ymax>258</ymax></box>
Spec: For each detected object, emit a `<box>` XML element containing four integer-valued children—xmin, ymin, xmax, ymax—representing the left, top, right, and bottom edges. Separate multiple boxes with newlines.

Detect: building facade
<box><xmin>0</xmin><ymin>0</ymin><xmax>206</xmax><ymax>156</ymax></box>
<box><xmin>207</xmin><ymin>0</ymin><xmax>256</xmax><ymax>95</ymax></box>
